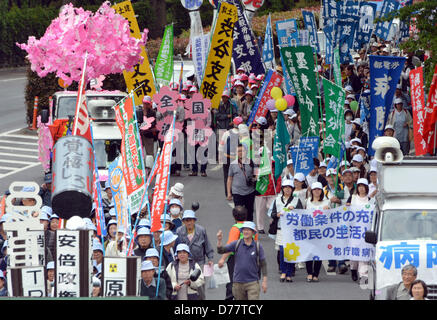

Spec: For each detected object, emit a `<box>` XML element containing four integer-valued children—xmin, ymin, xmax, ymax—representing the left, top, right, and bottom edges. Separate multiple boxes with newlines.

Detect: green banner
<box><xmin>256</xmin><ymin>147</ymin><xmax>272</xmax><ymax>195</ymax></box>
<box><xmin>322</xmin><ymin>78</ymin><xmax>345</xmax><ymax>157</ymax></box>
<box><xmin>333</xmin><ymin>47</ymin><xmax>342</xmax><ymax>87</ymax></box>
<box><xmin>273</xmin><ymin>112</ymin><xmax>290</xmax><ymax>180</ymax></box>
<box><xmin>280</xmin><ymin>46</ymin><xmax>319</xmax><ymax>137</ymax></box>
<box><xmin>154</xmin><ymin>24</ymin><xmax>174</xmax><ymax>85</ymax></box>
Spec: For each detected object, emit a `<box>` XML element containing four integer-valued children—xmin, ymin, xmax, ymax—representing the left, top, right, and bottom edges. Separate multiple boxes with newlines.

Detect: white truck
<box><xmin>41</xmin><ymin>90</ymin><xmax>127</xmax><ymax>180</ymax></box>
<box><xmin>365</xmin><ymin>137</ymin><xmax>437</xmax><ymax>300</ymax></box>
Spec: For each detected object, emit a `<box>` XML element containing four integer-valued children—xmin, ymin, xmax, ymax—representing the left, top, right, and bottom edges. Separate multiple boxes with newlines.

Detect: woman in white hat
<box><xmin>346</xmin><ymin>178</ymin><xmax>372</xmax><ymax>282</ymax></box>
<box><xmin>386</xmin><ymin>97</ymin><xmax>413</xmax><ymax>156</ymax></box>
<box><xmin>292</xmin><ymin>172</ymin><xmax>308</xmax><ymax>208</ymax></box>
<box><xmin>305</xmin><ymin>182</ymin><xmax>330</xmax><ymax>282</ymax></box>
<box><xmin>169</xmin><ymin>183</ymin><xmax>184</xmax><ymax>207</ymax></box>
<box><xmin>268</xmin><ymin>179</ymin><xmax>304</xmax><ymax>282</ymax></box>
<box><xmin>367</xmin><ymin>167</ymin><xmax>378</xmax><ymax>198</ymax></box>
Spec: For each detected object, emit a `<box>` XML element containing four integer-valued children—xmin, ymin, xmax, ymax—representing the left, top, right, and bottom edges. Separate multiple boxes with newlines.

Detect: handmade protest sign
<box><xmin>114</xmin><ymin>95</ymin><xmax>146</xmax><ymax>214</ymax></box>
<box><xmin>200</xmin><ymin>1</ymin><xmax>238</xmax><ymax>109</ymax></box>
<box><xmin>281</xmin><ymin>46</ymin><xmax>319</xmax><ymax>137</ymax></box>
<box><xmin>280</xmin><ymin>205</ymin><xmax>375</xmax><ymax>263</ymax></box>
<box><xmin>112</xmin><ymin>0</ymin><xmax>156</xmax><ymax>106</ymax></box>
<box><xmin>323</xmin><ymin>78</ymin><xmax>346</xmax><ymax>157</ymax></box>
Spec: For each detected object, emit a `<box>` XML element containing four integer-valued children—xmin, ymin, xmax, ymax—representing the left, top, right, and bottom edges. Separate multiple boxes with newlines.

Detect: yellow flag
<box><xmin>200</xmin><ymin>2</ymin><xmax>237</xmax><ymax>109</ymax></box>
<box><xmin>112</xmin><ymin>0</ymin><xmax>156</xmax><ymax>106</ymax></box>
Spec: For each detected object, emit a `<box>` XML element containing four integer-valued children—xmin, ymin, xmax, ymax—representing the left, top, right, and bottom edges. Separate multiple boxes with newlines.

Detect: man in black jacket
<box><xmin>345</xmin><ymin>65</ymin><xmax>362</xmax><ymax>94</ymax></box>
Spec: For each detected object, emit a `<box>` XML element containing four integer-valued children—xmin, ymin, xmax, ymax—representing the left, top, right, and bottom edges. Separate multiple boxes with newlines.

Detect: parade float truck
<box><xmin>365</xmin><ymin>137</ymin><xmax>437</xmax><ymax>300</ymax></box>
<box><xmin>40</xmin><ymin>90</ymin><xmax>127</xmax><ymax>182</ymax></box>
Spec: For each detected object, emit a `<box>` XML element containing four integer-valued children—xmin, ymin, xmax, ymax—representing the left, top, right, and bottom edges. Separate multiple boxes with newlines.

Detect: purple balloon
<box><xmin>266</xmin><ymin>99</ymin><xmax>276</xmax><ymax>111</ymax></box>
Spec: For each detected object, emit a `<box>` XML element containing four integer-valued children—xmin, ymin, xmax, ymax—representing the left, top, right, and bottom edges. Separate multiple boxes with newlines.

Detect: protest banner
<box><xmin>290</xmin><ymin>145</ymin><xmax>314</xmax><ymax>177</ymax></box>
<box><xmin>200</xmin><ymin>1</ymin><xmax>238</xmax><ymax>109</ymax></box>
<box><xmin>114</xmin><ymin>95</ymin><xmax>146</xmax><ymax>214</ymax></box>
<box><xmin>181</xmin><ymin>0</ymin><xmax>204</xmax><ymax>66</ymax></box>
<box><xmin>281</xmin><ymin>46</ymin><xmax>319</xmax><ymax>137</ymax></box>
<box><xmin>273</xmin><ymin>112</ymin><xmax>290</xmax><ymax>180</ymax></box>
<box><xmin>154</xmin><ymin>24</ymin><xmax>174</xmax><ymax>87</ymax></box>
<box><xmin>374</xmin><ymin>0</ymin><xmax>400</xmax><ymax>41</ymax></box>
<box><xmin>55</xmin><ymin>230</ymin><xmax>93</xmax><ymax>297</ymax></box>
<box><xmin>376</xmin><ymin>240</ymin><xmax>437</xmax><ymax>290</ymax></box>
<box><xmin>409</xmin><ymin>66</ymin><xmax>428</xmax><ymax>156</ymax></box>
<box><xmin>333</xmin><ymin>46</ymin><xmax>341</xmax><ymax>87</ymax></box>
<box><xmin>423</xmin><ymin>65</ymin><xmax>437</xmax><ymax>155</ymax></box>
<box><xmin>301</xmin><ymin>10</ymin><xmax>320</xmax><ymax>54</ymax></box>
<box><xmin>368</xmin><ymin>55</ymin><xmax>406</xmax><ymax>156</ymax></box>
<box><xmin>353</xmin><ymin>1</ymin><xmax>377</xmax><ymax>50</ymax></box>
<box><xmin>228</xmin><ymin>0</ymin><xmax>265</xmax><ymax>76</ymax></box>
<box><xmin>323</xmin><ymin>78</ymin><xmax>346</xmax><ymax>157</ymax></box>
<box><xmin>192</xmin><ymin>33</ymin><xmax>210</xmax><ymax>85</ymax></box>
<box><xmin>280</xmin><ymin>205</ymin><xmax>375</xmax><ymax>263</ymax></box>
<box><xmin>335</xmin><ymin>19</ymin><xmax>357</xmax><ymax>64</ymax></box>
<box><xmin>150</xmin><ymin>113</ymin><xmax>176</xmax><ymax>232</ymax></box>
<box><xmin>7</xmin><ymin>266</ymin><xmax>46</xmax><ymax>297</ymax></box>
<box><xmin>262</xmin><ymin>14</ymin><xmax>275</xmax><ymax>70</ymax></box>
<box><xmin>108</xmin><ymin>156</ymin><xmax>129</xmax><ymax>234</ymax></box>
<box><xmin>256</xmin><ymin>146</ymin><xmax>271</xmax><ymax>195</ymax></box>
<box><xmin>102</xmin><ymin>256</ymin><xmax>141</xmax><ymax>296</ymax></box>
<box><xmin>112</xmin><ymin>0</ymin><xmax>156</xmax><ymax>106</ymax></box>
<box><xmin>246</xmin><ymin>69</ymin><xmax>283</xmax><ymax>125</ymax></box>
<box><xmin>241</xmin><ymin>0</ymin><xmax>265</xmax><ymax>25</ymax></box>
<box><xmin>322</xmin><ymin>0</ymin><xmax>339</xmax><ymax>20</ymax></box>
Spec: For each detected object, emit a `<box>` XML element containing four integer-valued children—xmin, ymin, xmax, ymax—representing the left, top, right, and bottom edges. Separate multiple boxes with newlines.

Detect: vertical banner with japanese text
<box><xmin>368</xmin><ymin>55</ymin><xmax>406</xmax><ymax>156</ymax></box>
<box><xmin>423</xmin><ymin>65</ymin><xmax>437</xmax><ymax>155</ymax></box>
<box><xmin>108</xmin><ymin>156</ymin><xmax>129</xmax><ymax>233</ymax></box>
<box><xmin>323</xmin><ymin>78</ymin><xmax>345</xmax><ymax>157</ymax></box>
<box><xmin>409</xmin><ymin>66</ymin><xmax>427</xmax><ymax>156</ymax></box>
<box><xmin>228</xmin><ymin>0</ymin><xmax>265</xmax><ymax>76</ymax></box>
<box><xmin>112</xmin><ymin>0</ymin><xmax>156</xmax><ymax>106</ymax></box>
<box><xmin>200</xmin><ymin>2</ymin><xmax>238</xmax><ymax>109</ymax></box>
<box><xmin>280</xmin><ymin>205</ymin><xmax>375</xmax><ymax>263</ymax></box>
<box><xmin>374</xmin><ymin>0</ymin><xmax>400</xmax><ymax>41</ymax></box>
<box><xmin>114</xmin><ymin>95</ymin><xmax>146</xmax><ymax>213</ymax></box>
<box><xmin>281</xmin><ymin>46</ymin><xmax>319</xmax><ymax>137</ymax></box>
<box><xmin>301</xmin><ymin>10</ymin><xmax>320</xmax><ymax>54</ymax></box>
<box><xmin>262</xmin><ymin>14</ymin><xmax>275</xmax><ymax>70</ymax></box>
<box><xmin>154</xmin><ymin>24</ymin><xmax>174</xmax><ymax>87</ymax></box>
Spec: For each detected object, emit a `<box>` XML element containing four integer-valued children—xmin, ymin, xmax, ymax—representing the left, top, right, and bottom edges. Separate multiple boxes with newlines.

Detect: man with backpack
<box><xmin>217</xmin><ymin>221</ymin><xmax>268</xmax><ymax>300</ymax></box>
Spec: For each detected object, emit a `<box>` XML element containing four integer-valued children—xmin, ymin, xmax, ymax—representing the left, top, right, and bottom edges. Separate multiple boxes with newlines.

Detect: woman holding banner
<box><xmin>305</xmin><ymin>182</ymin><xmax>330</xmax><ymax>282</ymax></box>
<box><xmin>269</xmin><ymin>179</ymin><xmax>303</xmax><ymax>283</ymax></box>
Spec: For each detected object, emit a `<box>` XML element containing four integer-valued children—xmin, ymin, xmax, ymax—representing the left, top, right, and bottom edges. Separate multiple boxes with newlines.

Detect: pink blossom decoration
<box><xmin>153</xmin><ymin>86</ymin><xmax>180</xmax><ymax>114</ymax></box>
<box><xmin>185</xmin><ymin>93</ymin><xmax>211</xmax><ymax>121</ymax></box>
<box><xmin>16</xmin><ymin>2</ymin><xmax>148</xmax><ymax>86</ymax></box>
<box><xmin>186</xmin><ymin>119</ymin><xmax>214</xmax><ymax>147</ymax></box>
<box><xmin>156</xmin><ymin>116</ymin><xmax>183</xmax><ymax>142</ymax></box>
<box><xmin>140</xmin><ymin>116</ymin><xmax>155</xmax><ymax>131</ymax></box>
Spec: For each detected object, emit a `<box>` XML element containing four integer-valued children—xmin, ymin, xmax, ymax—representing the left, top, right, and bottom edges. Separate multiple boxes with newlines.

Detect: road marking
<box><xmin>0</xmin><ymin>158</ymin><xmax>37</xmax><ymax>165</ymax></box>
<box><xmin>0</xmin><ymin>77</ymin><xmax>27</xmax><ymax>82</ymax></box>
<box><xmin>211</xmin><ymin>164</ymin><xmax>222</xmax><ymax>172</ymax></box>
<box><xmin>0</xmin><ymin>139</ymin><xmax>38</xmax><ymax>146</ymax></box>
<box><xmin>2</xmin><ymin>134</ymin><xmax>38</xmax><ymax>140</ymax></box>
<box><xmin>0</xmin><ymin>145</ymin><xmax>38</xmax><ymax>153</ymax></box>
<box><xmin>0</xmin><ymin>163</ymin><xmax>41</xmax><ymax>180</ymax></box>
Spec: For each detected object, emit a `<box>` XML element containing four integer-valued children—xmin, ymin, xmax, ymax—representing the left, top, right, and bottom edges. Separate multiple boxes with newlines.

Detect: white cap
<box><xmin>344</xmin><ymin>100</ymin><xmax>350</xmax><ymax>105</ymax></box>
<box><xmin>352</xmin><ymin>118</ymin><xmax>361</xmax><ymax>126</ymax></box>
<box><xmin>357</xmin><ymin>178</ymin><xmax>369</xmax><ymax>186</ymax></box>
<box><xmin>287</xmin><ymin>158</ymin><xmax>293</xmax><ymax>165</ymax></box>
<box><xmin>255</xmin><ymin>116</ymin><xmax>267</xmax><ymax>125</ymax></box>
<box><xmin>293</xmin><ymin>172</ymin><xmax>306</xmax><ymax>182</ymax></box>
<box><xmin>347</xmin><ymin>94</ymin><xmax>355</xmax><ymax>99</ymax></box>
<box><xmin>345</xmin><ymin>85</ymin><xmax>353</xmax><ymax>92</ymax></box>
<box><xmin>281</xmin><ymin>179</ymin><xmax>294</xmax><ymax>188</ymax></box>
<box><xmin>311</xmin><ymin>182</ymin><xmax>323</xmax><ymax>190</ymax></box>
<box><xmin>319</xmin><ymin>161</ymin><xmax>327</xmax><ymax>168</ymax></box>
<box><xmin>394</xmin><ymin>97</ymin><xmax>403</xmax><ymax>105</ymax></box>
<box><xmin>350</xmin><ymin>137</ymin><xmax>362</xmax><ymax>144</ymax></box>
<box><xmin>385</xmin><ymin>124</ymin><xmax>394</xmax><ymax>131</ymax></box>
<box><xmin>141</xmin><ymin>260</ymin><xmax>156</xmax><ymax>272</ymax></box>
<box><xmin>175</xmin><ymin>243</ymin><xmax>191</xmax><ymax>254</ymax></box>
<box><xmin>352</xmin><ymin>154</ymin><xmax>364</xmax><ymax>163</ymax></box>
<box><xmin>284</xmin><ymin>109</ymin><xmax>295</xmax><ymax>116</ymax></box>
<box><xmin>327</xmin><ymin>168</ymin><xmax>337</xmax><ymax>176</ymax></box>
<box><xmin>270</xmin><ymin>108</ymin><xmax>278</xmax><ymax>113</ymax></box>
<box><xmin>369</xmin><ymin>167</ymin><xmax>377</xmax><ymax>173</ymax></box>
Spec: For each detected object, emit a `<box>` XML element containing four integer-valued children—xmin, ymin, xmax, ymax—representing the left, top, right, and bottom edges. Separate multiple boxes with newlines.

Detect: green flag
<box><xmin>256</xmin><ymin>147</ymin><xmax>271</xmax><ymax>195</ymax></box>
<box><xmin>322</xmin><ymin>77</ymin><xmax>346</xmax><ymax>157</ymax></box>
<box><xmin>333</xmin><ymin>47</ymin><xmax>342</xmax><ymax>87</ymax></box>
<box><xmin>280</xmin><ymin>46</ymin><xmax>319</xmax><ymax>137</ymax></box>
<box><xmin>154</xmin><ymin>24</ymin><xmax>174</xmax><ymax>86</ymax></box>
<box><xmin>273</xmin><ymin>112</ymin><xmax>290</xmax><ymax>180</ymax></box>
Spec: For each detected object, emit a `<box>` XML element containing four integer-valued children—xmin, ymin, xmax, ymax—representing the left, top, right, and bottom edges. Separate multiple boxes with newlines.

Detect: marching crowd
<box><xmin>0</xmin><ymin>33</ymin><xmax>431</xmax><ymax>301</ymax></box>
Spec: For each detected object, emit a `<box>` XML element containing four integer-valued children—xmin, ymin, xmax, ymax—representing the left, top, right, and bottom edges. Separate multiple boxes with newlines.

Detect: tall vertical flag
<box><xmin>72</xmin><ymin>53</ymin><xmax>92</xmax><ymax>144</ymax></box>
<box><xmin>335</xmin><ymin>19</ymin><xmax>357</xmax><ymax>64</ymax></box>
<box><xmin>409</xmin><ymin>66</ymin><xmax>427</xmax><ymax>156</ymax></box>
<box><xmin>301</xmin><ymin>10</ymin><xmax>320</xmax><ymax>54</ymax></box>
<box><xmin>200</xmin><ymin>1</ymin><xmax>238</xmax><ymax>109</ymax></box>
<box><xmin>273</xmin><ymin>112</ymin><xmax>290</xmax><ymax>180</ymax></box>
<box><xmin>374</xmin><ymin>0</ymin><xmax>400</xmax><ymax>41</ymax></box>
<box><xmin>333</xmin><ymin>47</ymin><xmax>341</xmax><ymax>87</ymax></box>
<box><xmin>423</xmin><ymin>65</ymin><xmax>437</xmax><ymax>155</ymax></box>
<box><xmin>255</xmin><ymin>146</ymin><xmax>272</xmax><ymax>195</ymax></box>
<box><xmin>112</xmin><ymin>0</ymin><xmax>156</xmax><ymax>106</ymax></box>
<box><xmin>150</xmin><ymin>112</ymin><xmax>176</xmax><ymax>232</ymax></box>
<box><xmin>322</xmin><ymin>78</ymin><xmax>346</xmax><ymax>157</ymax></box>
<box><xmin>281</xmin><ymin>46</ymin><xmax>319</xmax><ymax>137</ymax></box>
<box><xmin>114</xmin><ymin>95</ymin><xmax>146</xmax><ymax>214</ymax></box>
<box><xmin>368</xmin><ymin>55</ymin><xmax>406</xmax><ymax>155</ymax></box>
<box><xmin>154</xmin><ymin>24</ymin><xmax>174</xmax><ymax>87</ymax></box>
<box><xmin>108</xmin><ymin>156</ymin><xmax>129</xmax><ymax>237</ymax></box>
<box><xmin>353</xmin><ymin>1</ymin><xmax>377</xmax><ymax>50</ymax></box>
<box><xmin>262</xmin><ymin>14</ymin><xmax>275</xmax><ymax>70</ymax></box>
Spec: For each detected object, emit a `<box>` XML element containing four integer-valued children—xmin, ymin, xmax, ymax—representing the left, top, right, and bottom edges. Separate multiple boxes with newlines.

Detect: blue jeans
<box><xmin>279</xmin><ymin>245</ymin><xmax>295</xmax><ymax>277</ymax></box>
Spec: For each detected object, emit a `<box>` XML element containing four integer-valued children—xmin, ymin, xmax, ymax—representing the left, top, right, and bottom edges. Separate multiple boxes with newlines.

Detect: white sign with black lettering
<box><xmin>104</xmin><ymin>257</ymin><xmax>127</xmax><ymax>297</ymax></box>
<box><xmin>56</xmin><ymin>230</ymin><xmax>80</xmax><ymax>297</ymax></box>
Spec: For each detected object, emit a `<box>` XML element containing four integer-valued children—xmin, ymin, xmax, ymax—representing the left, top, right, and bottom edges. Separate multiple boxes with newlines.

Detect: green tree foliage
<box><xmin>394</xmin><ymin>0</ymin><xmax>437</xmax><ymax>89</ymax></box>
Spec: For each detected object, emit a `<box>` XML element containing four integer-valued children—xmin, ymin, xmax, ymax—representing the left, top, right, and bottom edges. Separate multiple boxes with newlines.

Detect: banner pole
<box><xmin>73</xmin><ymin>51</ymin><xmax>88</xmax><ymax>136</ymax></box>
<box><xmin>155</xmin><ymin>110</ymin><xmax>177</xmax><ymax>298</ymax></box>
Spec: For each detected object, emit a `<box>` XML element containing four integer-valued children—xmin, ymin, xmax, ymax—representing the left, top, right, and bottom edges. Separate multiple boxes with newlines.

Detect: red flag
<box><xmin>410</xmin><ymin>66</ymin><xmax>428</xmax><ymax>155</ymax></box>
<box><xmin>150</xmin><ymin>116</ymin><xmax>175</xmax><ymax>232</ymax></box>
<box><xmin>424</xmin><ymin>64</ymin><xmax>437</xmax><ymax>155</ymax></box>
<box><xmin>72</xmin><ymin>54</ymin><xmax>92</xmax><ymax>143</ymax></box>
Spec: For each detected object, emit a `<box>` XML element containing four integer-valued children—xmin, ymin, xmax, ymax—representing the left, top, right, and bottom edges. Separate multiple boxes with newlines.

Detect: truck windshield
<box><xmin>381</xmin><ymin>210</ymin><xmax>437</xmax><ymax>241</ymax></box>
<box><xmin>93</xmin><ymin>139</ymin><xmax>121</xmax><ymax>169</ymax></box>
<box><xmin>56</xmin><ymin>95</ymin><xmax>125</xmax><ymax>119</ymax></box>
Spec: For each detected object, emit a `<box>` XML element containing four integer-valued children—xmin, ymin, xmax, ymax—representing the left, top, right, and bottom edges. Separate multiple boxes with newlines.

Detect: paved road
<box><xmin>0</xmin><ymin>67</ymin><xmax>370</xmax><ymax>300</ymax></box>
